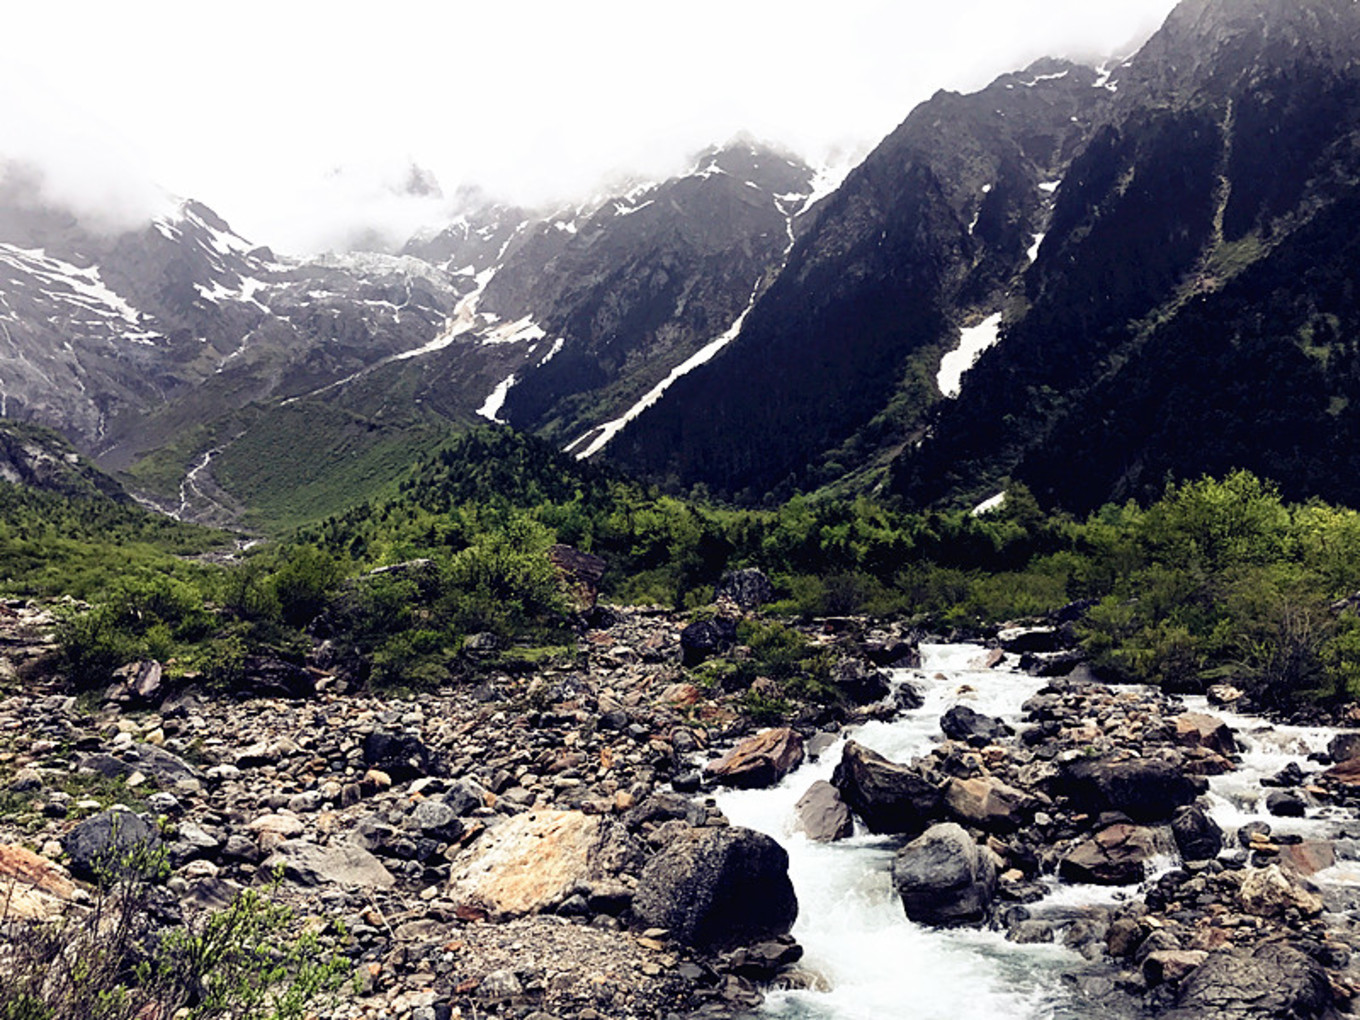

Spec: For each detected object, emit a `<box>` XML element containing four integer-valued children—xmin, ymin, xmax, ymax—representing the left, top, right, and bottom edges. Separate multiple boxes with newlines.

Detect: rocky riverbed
<box><xmin>4</xmin><ymin>593</ymin><xmax>1360</xmax><ymax>1020</ymax></box>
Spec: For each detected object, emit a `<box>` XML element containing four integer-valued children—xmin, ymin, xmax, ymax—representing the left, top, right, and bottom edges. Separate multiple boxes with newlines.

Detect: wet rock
<box><xmin>863</xmin><ymin>640</ymin><xmax>921</xmax><ymax>669</ymax></box>
<box><xmin>1237</xmin><ymin>864</ymin><xmax>1324</xmax><ymax>918</ymax></box>
<box><xmin>1327</xmin><ymin>731</ymin><xmax>1360</xmax><ymax>764</ymax></box>
<box><xmin>714</xmin><ymin>568</ymin><xmax>774</xmax><ymax>611</ymax></box>
<box><xmin>1278</xmin><ymin>841</ymin><xmax>1336</xmax><ymax>877</ymax></box>
<box><xmin>1163</xmin><ymin>943</ymin><xmax>1331</xmax><ymax>1020</ymax></box>
<box><xmin>633</xmin><ymin>826</ymin><xmax>797</xmax><ymax>951</ymax></box>
<box><xmin>892</xmin><ymin>822</ymin><xmax>997</xmax><ymax>926</ymax></box>
<box><xmin>830</xmin><ymin>740</ymin><xmax>943</xmax><ymax>835</ymax></box>
<box><xmin>943</xmin><ymin>776</ymin><xmax>1033</xmax><ymax>834</ymax></box>
<box><xmin>62</xmin><ymin>808</ymin><xmax>163</xmax><ymax>882</ymax></box>
<box><xmin>831</xmin><ymin>659</ymin><xmax>891</xmax><ymax>705</ymax></box>
<box><xmin>1265</xmin><ymin>790</ymin><xmax>1307</xmax><ymax>818</ymax></box>
<box><xmin>893</xmin><ymin>681</ymin><xmax>925</xmax><ymax>711</ymax></box>
<box><xmin>793</xmin><ymin>780</ymin><xmax>854</xmax><ymax>842</ymax></box>
<box><xmin>1056</xmin><ymin>756</ymin><xmax>1205</xmax><ymax>823</ymax></box>
<box><xmin>940</xmin><ymin>705</ymin><xmax>1010</xmax><ymax>744</ymax></box>
<box><xmin>727</xmin><ymin>936</ymin><xmax>803</xmax><ymax>980</ymax></box>
<box><xmin>680</xmin><ymin>618</ymin><xmax>738</xmax><ymax>668</ymax></box>
<box><xmin>264</xmin><ymin>840</ymin><xmax>395</xmax><ymax>889</ymax></box>
<box><xmin>704</xmin><ymin>728</ymin><xmax>805</xmax><ymax>789</ymax></box>
<box><xmin>1059</xmin><ymin>824</ymin><xmax>1159</xmax><ymax>886</ymax></box>
<box><xmin>1144</xmin><ymin>949</ymin><xmax>1208</xmax><ymax>987</ymax></box>
<box><xmin>1171</xmin><ymin>804</ymin><xmax>1224</xmax><ymax>862</ymax></box>
<box><xmin>447</xmin><ymin>810</ymin><xmax>644</xmax><ymax>920</ymax></box>
<box><xmin>1174</xmin><ymin>713</ymin><xmax>1237</xmax><ymax>756</ymax></box>
<box><xmin>997</xmin><ymin>627</ymin><xmax>1061</xmax><ymax>654</ymax></box>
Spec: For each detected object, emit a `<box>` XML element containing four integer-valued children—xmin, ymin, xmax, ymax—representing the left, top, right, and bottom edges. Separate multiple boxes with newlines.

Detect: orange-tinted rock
<box><xmin>0</xmin><ymin>844</ymin><xmax>75</xmax><ymax>920</ymax></box>
<box><xmin>704</xmin><ymin>728</ymin><xmax>805</xmax><ymax>790</ymax></box>
<box><xmin>1175</xmin><ymin>713</ymin><xmax>1237</xmax><ymax>756</ymax></box>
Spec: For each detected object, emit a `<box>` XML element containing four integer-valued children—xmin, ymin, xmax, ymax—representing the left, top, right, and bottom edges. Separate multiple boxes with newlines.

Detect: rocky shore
<box><xmin>4</xmin><ymin>590</ymin><xmax>1360</xmax><ymax>1019</ymax></box>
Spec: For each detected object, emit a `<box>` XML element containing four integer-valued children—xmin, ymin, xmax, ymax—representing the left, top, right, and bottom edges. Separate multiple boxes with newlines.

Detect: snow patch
<box><xmin>1027</xmin><ymin>233</ymin><xmax>1045</xmax><ymax>262</ymax></box>
<box><xmin>613</xmin><ymin>199</ymin><xmax>654</xmax><ymax>217</ymax></box>
<box><xmin>477</xmin><ymin>372</ymin><xmax>517</xmax><ymax>422</ymax></box>
<box><xmin>480</xmin><ymin>316</ymin><xmax>546</xmax><ymax>347</ymax></box>
<box><xmin>1038</xmin><ymin>180</ymin><xmax>1061</xmax><ymax>194</ymax></box>
<box><xmin>972</xmin><ymin>491</ymin><xmax>1007</xmax><ymax>516</ymax></box>
<box><xmin>937</xmin><ymin>313</ymin><xmax>1003</xmax><ymax>399</ymax></box>
<box><xmin>1019</xmin><ymin>69</ymin><xmax>1069</xmax><ymax>88</ymax></box>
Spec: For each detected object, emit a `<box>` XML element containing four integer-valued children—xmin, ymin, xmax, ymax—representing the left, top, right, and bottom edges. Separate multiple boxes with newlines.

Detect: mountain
<box><xmin>599</xmin><ymin>59</ymin><xmax>1112</xmax><ymax>501</ymax></box>
<box><xmin>889</xmin><ymin>0</ymin><xmax>1360</xmax><ymax>512</ymax></box>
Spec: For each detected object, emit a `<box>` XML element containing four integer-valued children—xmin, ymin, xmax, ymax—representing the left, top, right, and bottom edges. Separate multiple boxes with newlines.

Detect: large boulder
<box><xmin>62</xmin><ymin>809</ymin><xmax>163</xmax><ymax>882</ymax></box>
<box><xmin>794</xmin><ymin>780</ymin><xmax>854</xmax><ymax>842</ymax></box>
<box><xmin>362</xmin><ymin>731</ymin><xmax>442</xmax><ymax>782</ymax></box>
<box><xmin>1163</xmin><ymin>943</ymin><xmax>1332</xmax><ymax>1020</ymax></box>
<box><xmin>264</xmin><ymin>840</ymin><xmax>395</xmax><ymax>890</ymax></box>
<box><xmin>0</xmin><ymin>844</ymin><xmax>76</xmax><ymax>920</ymax></box>
<box><xmin>943</xmin><ymin>776</ymin><xmax>1034</xmax><ymax>834</ymax></box>
<box><xmin>940</xmin><ymin>705</ymin><xmax>1011</xmax><ymax>744</ymax></box>
<box><xmin>548</xmin><ymin>544</ymin><xmax>607</xmax><ymax>610</ymax></box>
<box><xmin>892</xmin><ymin>822</ymin><xmax>997</xmax><ymax>926</ymax></box>
<box><xmin>680</xmin><ymin>618</ymin><xmax>738</xmax><ymax>668</ymax></box>
<box><xmin>447</xmin><ymin>810</ymin><xmax>645</xmax><ymax>920</ymax></box>
<box><xmin>1171</xmin><ymin>804</ymin><xmax>1224</xmax><ymax>862</ymax></box>
<box><xmin>831</xmin><ymin>659</ymin><xmax>891</xmax><ymax>705</ymax></box>
<box><xmin>704</xmin><ymin>728</ymin><xmax>804</xmax><ymax>789</ymax></box>
<box><xmin>1327</xmin><ymin>731</ymin><xmax>1360</xmax><ymax>764</ymax></box>
<box><xmin>632</xmin><ymin>826</ymin><xmax>797</xmax><ymax>950</ymax></box>
<box><xmin>831</xmin><ymin>741</ymin><xmax>943</xmax><ymax>835</ymax></box>
<box><xmin>1174</xmin><ymin>713</ymin><xmax>1237</xmax><ymax>756</ymax></box>
<box><xmin>1056</xmin><ymin>756</ymin><xmax>1206</xmax><ymax>823</ymax></box>
<box><xmin>714</xmin><ymin>569</ymin><xmax>775</xmax><ymax>610</ymax></box>
<box><xmin>1237</xmin><ymin>864</ymin><xmax>1324</xmax><ymax>919</ymax></box>
<box><xmin>1059</xmin><ymin>824</ymin><xmax>1160</xmax><ymax>885</ymax></box>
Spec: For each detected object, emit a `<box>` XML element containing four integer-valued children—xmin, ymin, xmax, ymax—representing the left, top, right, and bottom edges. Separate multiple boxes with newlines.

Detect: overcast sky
<box><xmin>4</xmin><ymin>0</ymin><xmax>1181</xmax><ymax>253</ymax></box>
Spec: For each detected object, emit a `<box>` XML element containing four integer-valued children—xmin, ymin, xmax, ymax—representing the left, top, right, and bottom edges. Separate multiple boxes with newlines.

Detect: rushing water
<box><xmin>712</xmin><ymin>644</ymin><xmax>1360</xmax><ymax>1020</ymax></box>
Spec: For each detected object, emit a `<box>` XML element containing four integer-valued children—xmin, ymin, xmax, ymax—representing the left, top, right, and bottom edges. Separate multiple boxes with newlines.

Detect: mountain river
<box><xmin>713</xmin><ymin>644</ymin><xmax>1360</xmax><ymax>1020</ymax></box>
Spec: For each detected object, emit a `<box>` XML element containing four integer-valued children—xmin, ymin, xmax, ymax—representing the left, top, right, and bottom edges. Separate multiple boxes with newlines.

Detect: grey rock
<box><xmin>831</xmin><ymin>740</ymin><xmax>942</xmax><ymax>835</ymax></box>
<box><xmin>1172</xmin><ymin>804</ymin><xmax>1224</xmax><ymax>862</ymax></box>
<box><xmin>793</xmin><ymin>780</ymin><xmax>854</xmax><ymax>842</ymax></box>
<box><xmin>714</xmin><ymin>568</ymin><xmax>774</xmax><ymax>610</ymax></box>
<box><xmin>892</xmin><ymin>822</ymin><xmax>996</xmax><ymax>925</ymax></box>
<box><xmin>62</xmin><ymin>809</ymin><xmax>163</xmax><ymax>882</ymax></box>
<box><xmin>263</xmin><ymin>840</ymin><xmax>395</xmax><ymax>889</ymax></box>
<box><xmin>1163</xmin><ymin>943</ymin><xmax>1331</xmax><ymax>1019</ymax></box>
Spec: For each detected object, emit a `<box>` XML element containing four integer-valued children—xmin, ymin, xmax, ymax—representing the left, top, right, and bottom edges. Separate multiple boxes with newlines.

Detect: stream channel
<box><xmin>713</xmin><ymin>643</ymin><xmax>1360</xmax><ymax>1020</ymax></box>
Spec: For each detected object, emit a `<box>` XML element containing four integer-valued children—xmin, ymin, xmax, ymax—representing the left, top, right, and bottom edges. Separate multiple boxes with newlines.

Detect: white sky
<box><xmin>3</xmin><ymin>0</ymin><xmax>1181</xmax><ymax>253</ymax></box>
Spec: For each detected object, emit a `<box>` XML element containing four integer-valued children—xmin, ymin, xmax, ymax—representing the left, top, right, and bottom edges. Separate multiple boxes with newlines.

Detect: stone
<box><xmin>263</xmin><ymin>840</ymin><xmax>395</xmax><ymax>889</ymax></box>
<box><xmin>894</xmin><ymin>682</ymin><xmax>925</xmax><ymax>711</ymax></box>
<box><xmin>943</xmin><ymin>776</ymin><xmax>1033</xmax><ymax>834</ymax></box>
<box><xmin>939</xmin><ymin>705</ymin><xmax>1010</xmax><ymax>744</ymax></box>
<box><xmin>680</xmin><ymin>618</ymin><xmax>738</xmax><ymax>668</ymax></box>
<box><xmin>713</xmin><ymin>568</ymin><xmax>774</xmax><ymax>611</ymax></box>
<box><xmin>62</xmin><ymin>809</ymin><xmax>163</xmax><ymax>882</ymax></box>
<box><xmin>1057</xmin><ymin>756</ymin><xmax>1206</xmax><ymax>823</ymax></box>
<box><xmin>1320</xmin><ymin>756</ymin><xmax>1360</xmax><ymax>785</ymax></box>
<box><xmin>1328</xmin><ymin>731</ymin><xmax>1360</xmax><ymax>764</ymax></box>
<box><xmin>1171</xmin><ymin>804</ymin><xmax>1224</xmax><ymax>862</ymax></box>
<box><xmin>1174</xmin><ymin>713</ymin><xmax>1237</xmax><ymax>756</ymax></box>
<box><xmin>447</xmin><ymin>810</ymin><xmax>645</xmax><ymax>920</ymax></box>
<box><xmin>830</xmin><ymin>659</ymin><xmax>891</xmax><ymax>705</ymax></box>
<box><xmin>793</xmin><ymin>780</ymin><xmax>854</xmax><ymax>842</ymax></box>
<box><xmin>997</xmin><ymin>627</ymin><xmax>1061</xmax><ymax>653</ymax></box>
<box><xmin>548</xmin><ymin>544</ymin><xmax>607</xmax><ymax>610</ymax></box>
<box><xmin>1143</xmin><ymin>949</ymin><xmax>1208</xmax><ymax>986</ymax></box>
<box><xmin>1059</xmin><ymin>824</ymin><xmax>1159</xmax><ymax>885</ymax></box>
<box><xmin>831</xmin><ymin>740</ymin><xmax>942</xmax><ymax>835</ymax></box>
<box><xmin>1237</xmin><ymin>864</ymin><xmax>1324</xmax><ymax>918</ymax></box>
<box><xmin>1265</xmin><ymin>790</ymin><xmax>1307</xmax><ymax>818</ymax></box>
<box><xmin>362</xmin><ymin>731</ymin><xmax>442</xmax><ymax>782</ymax></box>
<box><xmin>1163</xmin><ymin>943</ymin><xmax>1331</xmax><ymax>1020</ymax></box>
<box><xmin>1278</xmin><ymin>840</ymin><xmax>1335</xmax><ymax>877</ymax></box>
<box><xmin>892</xmin><ymin>822</ymin><xmax>996</xmax><ymax>926</ymax></box>
<box><xmin>0</xmin><ymin>844</ymin><xmax>76</xmax><ymax>920</ymax></box>
<box><xmin>632</xmin><ymin>826</ymin><xmax>797</xmax><ymax>950</ymax></box>
<box><xmin>247</xmin><ymin>812</ymin><xmax>306</xmax><ymax>842</ymax></box>
<box><xmin>704</xmin><ymin>728</ymin><xmax>804</xmax><ymax>789</ymax></box>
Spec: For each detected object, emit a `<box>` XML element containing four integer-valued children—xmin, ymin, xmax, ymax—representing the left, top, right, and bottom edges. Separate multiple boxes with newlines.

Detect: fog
<box><xmin>4</xmin><ymin>0</ymin><xmax>1180</xmax><ymax>253</ymax></box>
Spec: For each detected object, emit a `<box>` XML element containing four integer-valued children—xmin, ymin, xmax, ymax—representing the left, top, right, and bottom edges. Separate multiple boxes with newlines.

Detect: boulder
<box><xmin>1174</xmin><ymin>713</ymin><xmax>1237</xmax><ymax>756</ymax></box>
<box><xmin>1163</xmin><ymin>943</ymin><xmax>1331</xmax><ymax>1020</ymax></box>
<box><xmin>62</xmin><ymin>809</ymin><xmax>163</xmax><ymax>882</ymax></box>
<box><xmin>1056</xmin><ymin>756</ymin><xmax>1206</xmax><ymax>823</ymax></box>
<box><xmin>894</xmin><ymin>681</ymin><xmax>925</xmax><ymax>711</ymax></box>
<box><xmin>1236</xmin><ymin>864</ymin><xmax>1324</xmax><ymax>918</ymax></box>
<box><xmin>831</xmin><ymin>659</ymin><xmax>892</xmax><ymax>705</ymax></box>
<box><xmin>863</xmin><ymin>639</ymin><xmax>921</xmax><ymax>668</ymax></box>
<box><xmin>362</xmin><ymin>731</ymin><xmax>442</xmax><ymax>782</ymax></box>
<box><xmin>1278</xmin><ymin>841</ymin><xmax>1336</xmax><ymax>877</ymax></box>
<box><xmin>940</xmin><ymin>705</ymin><xmax>1010</xmax><ymax>744</ymax></box>
<box><xmin>714</xmin><ymin>568</ymin><xmax>774</xmax><ymax>611</ymax></box>
<box><xmin>943</xmin><ymin>776</ymin><xmax>1033</xmax><ymax>834</ymax></box>
<box><xmin>1265</xmin><ymin>790</ymin><xmax>1307</xmax><ymax>818</ymax></box>
<box><xmin>680</xmin><ymin>618</ymin><xmax>738</xmax><ymax>668</ymax></box>
<box><xmin>831</xmin><ymin>740</ymin><xmax>943</xmax><ymax>835</ymax></box>
<box><xmin>633</xmin><ymin>826</ymin><xmax>797</xmax><ymax>950</ymax></box>
<box><xmin>1328</xmin><ymin>731</ymin><xmax>1360</xmax><ymax>764</ymax></box>
<box><xmin>1171</xmin><ymin>804</ymin><xmax>1224</xmax><ymax>862</ymax></box>
<box><xmin>548</xmin><ymin>544</ymin><xmax>607</xmax><ymax>610</ymax></box>
<box><xmin>1144</xmin><ymin>949</ymin><xmax>1209</xmax><ymax>987</ymax></box>
<box><xmin>891</xmin><ymin>822</ymin><xmax>996</xmax><ymax>926</ymax></box>
<box><xmin>264</xmin><ymin>840</ymin><xmax>395</xmax><ymax>889</ymax></box>
<box><xmin>447</xmin><ymin>810</ymin><xmax>645</xmax><ymax>920</ymax></box>
<box><xmin>0</xmin><ymin>844</ymin><xmax>76</xmax><ymax>920</ymax></box>
<box><xmin>997</xmin><ymin>627</ymin><xmax>1062</xmax><ymax>653</ymax></box>
<box><xmin>1320</xmin><ymin>755</ymin><xmax>1360</xmax><ymax>786</ymax></box>
<box><xmin>794</xmin><ymin>780</ymin><xmax>854</xmax><ymax>842</ymax></box>
<box><xmin>1059</xmin><ymin>824</ymin><xmax>1159</xmax><ymax>885</ymax></box>
<box><xmin>238</xmin><ymin>656</ymin><xmax>316</xmax><ymax>699</ymax></box>
<box><xmin>704</xmin><ymin>728</ymin><xmax>804</xmax><ymax>789</ymax></box>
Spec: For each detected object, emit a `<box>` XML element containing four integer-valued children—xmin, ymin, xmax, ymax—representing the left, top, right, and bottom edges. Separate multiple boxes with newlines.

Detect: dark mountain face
<box><xmin>891</xmin><ymin>0</ymin><xmax>1360</xmax><ymax>512</ymax></box>
<box><xmin>601</xmin><ymin>60</ymin><xmax>1111</xmax><ymax>500</ymax></box>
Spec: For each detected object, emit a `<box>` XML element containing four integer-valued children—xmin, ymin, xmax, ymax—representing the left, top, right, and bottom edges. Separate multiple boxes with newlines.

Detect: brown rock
<box><xmin>705</xmin><ymin>728</ymin><xmax>805</xmax><ymax>790</ymax></box>
<box><xmin>1278</xmin><ymin>841</ymin><xmax>1336</xmax><ymax>877</ymax></box>
<box><xmin>1321</xmin><ymin>756</ymin><xmax>1360</xmax><ymax>786</ymax></box>
<box><xmin>1059</xmin><ymin>824</ymin><xmax>1159</xmax><ymax>885</ymax></box>
<box><xmin>943</xmin><ymin>776</ymin><xmax>1033</xmax><ymax>834</ymax></box>
<box><xmin>1174</xmin><ymin>713</ymin><xmax>1237</xmax><ymax>756</ymax></box>
<box><xmin>1144</xmin><ymin>949</ymin><xmax>1208</xmax><ymax>986</ymax></box>
<box><xmin>447</xmin><ymin>810</ymin><xmax>644</xmax><ymax>920</ymax></box>
<box><xmin>0</xmin><ymin>844</ymin><xmax>75</xmax><ymax>920</ymax></box>
<box><xmin>794</xmin><ymin>780</ymin><xmax>854</xmax><ymax>842</ymax></box>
